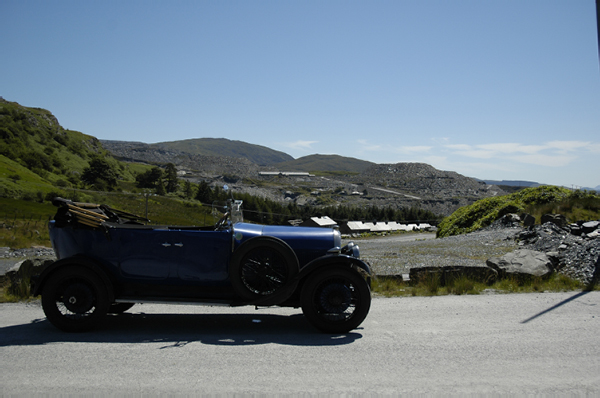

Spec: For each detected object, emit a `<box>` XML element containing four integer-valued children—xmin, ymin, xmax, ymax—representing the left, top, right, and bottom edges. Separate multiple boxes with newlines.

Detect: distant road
<box><xmin>2</xmin><ymin>292</ymin><xmax>599</xmax><ymax>395</ymax></box>
<box><xmin>369</xmin><ymin>186</ymin><xmax>422</xmax><ymax>200</ymax></box>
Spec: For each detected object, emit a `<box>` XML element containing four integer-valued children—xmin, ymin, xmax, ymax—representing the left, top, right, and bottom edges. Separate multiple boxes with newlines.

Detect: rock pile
<box><xmin>409</xmin><ymin>215</ymin><xmax>599</xmax><ymax>288</ymax></box>
<box><xmin>516</xmin><ymin>220</ymin><xmax>600</xmax><ymax>286</ymax></box>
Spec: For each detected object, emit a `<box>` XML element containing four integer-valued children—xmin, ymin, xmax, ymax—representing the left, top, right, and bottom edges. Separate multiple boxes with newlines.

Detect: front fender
<box><xmin>31</xmin><ymin>255</ymin><xmax>115</xmax><ymax>302</ymax></box>
<box><xmin>298</xmin><ymin>254</ymin><xmax>372</xmax><ymax>284</ymax></box>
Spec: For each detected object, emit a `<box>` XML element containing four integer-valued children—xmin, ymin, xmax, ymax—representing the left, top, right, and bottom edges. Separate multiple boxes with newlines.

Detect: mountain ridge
<box><xmin>0</xmin><ymin>98</ymin><xmax>518</xmax><ymax>216</ymax></box>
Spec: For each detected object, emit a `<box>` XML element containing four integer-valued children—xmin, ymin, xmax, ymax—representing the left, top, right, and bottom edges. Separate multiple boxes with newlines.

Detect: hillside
<box><xmin>101</xmin><ymin>138</ymin><xmax>293</xmax><ymax>167</ymax></box>
<box><xmin>274</xmin><ymin>154</ymin><xmax>374</xmax><ymax>173</ymax></box>
<box><xmin>339</xmin><ymin>163</ymin><xmax>507</xmax><ymax>216</ymax></box>
<box><xmin>2</xmin><ymin>97</ymin><xmax>506</xmax><ymax>219</ymax></box>
<box><xmin>0</xmin><ymin>98</ymin><xmax>136</xmax><ymax>199</ymax></box>
<box><xmin>101</xmin><ymin>136</ymin><xmax>505</xmax><ymax>215</ymax></box>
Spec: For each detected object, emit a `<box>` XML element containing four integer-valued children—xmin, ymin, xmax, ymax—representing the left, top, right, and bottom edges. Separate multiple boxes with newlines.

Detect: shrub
<box><xmin>437</xmin><ymin>186</ymin><xmax>599</xmax><ymax>238</ymax></box>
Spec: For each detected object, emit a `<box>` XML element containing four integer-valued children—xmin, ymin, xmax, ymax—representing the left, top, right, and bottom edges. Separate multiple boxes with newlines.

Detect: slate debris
<box><xmin>516</xmin><ymin>219</ymin><xmax>600</xmax><ymax>287</ymax></box>
<box><xmin>367</xmin><ymin>213</ymin><xmax>599</xmax><ymax>288</ymax></box>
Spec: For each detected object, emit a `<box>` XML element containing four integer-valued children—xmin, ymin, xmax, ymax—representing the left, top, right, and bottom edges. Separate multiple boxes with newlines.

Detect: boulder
<box><xmin>486</xmin><ymin>249</ymin><xmax>552</xmax><ymax>280</ymax></box>
<box><xmin>4</xmin><ymin>258</ymin><xmax>53</xmax><ymax>296</ymax></box>
<box><xmin>582</xmin><ymin>221</ymin><xmax>600</xmax><ymax>234</ymax></box>
<box><xmin>541</xmin><ymin>214</ymin><xmax>567</xmax><ymax>228</ymax></box>
<box><xmin>520</xmin><ymin>213</ymin><xmax>536</xmax><ymax>227</ymax></box>
<box><xmin>569</xmin><ymin>223</ymin><xmax>583</xmax><ymax>236</ymax></box>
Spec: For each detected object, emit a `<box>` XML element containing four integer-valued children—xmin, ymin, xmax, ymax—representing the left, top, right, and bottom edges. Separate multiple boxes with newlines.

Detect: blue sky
<box><xmin>2</xmin><ymin>0</ymin><xmax>599</xmax><ymax>188</ymax></box>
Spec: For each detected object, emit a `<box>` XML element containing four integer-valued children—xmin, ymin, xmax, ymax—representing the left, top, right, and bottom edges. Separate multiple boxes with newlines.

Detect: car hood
<box><xmin>232</xmin><ymin>222</ymin><xmax>341</xmax><ymax>267</ymax></box>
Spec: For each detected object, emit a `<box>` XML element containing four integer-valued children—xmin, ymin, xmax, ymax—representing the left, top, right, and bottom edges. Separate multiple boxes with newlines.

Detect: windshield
<box><xmin>231</xmin><ymin>200</ymin><xmax>243</xmax><ymax>224</ymax></box>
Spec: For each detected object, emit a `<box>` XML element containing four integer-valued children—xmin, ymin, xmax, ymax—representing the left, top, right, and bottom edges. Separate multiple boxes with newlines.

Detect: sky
<box><xmin>2</xmin><ymin>0</ymin><xmax>599</xmax><ymax>188</ymax></box>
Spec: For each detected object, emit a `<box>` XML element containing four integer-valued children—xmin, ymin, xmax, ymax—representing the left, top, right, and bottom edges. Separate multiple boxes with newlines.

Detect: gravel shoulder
<box><xmin>354</xmin><ymin>228</ymin><xmax>521</xmax><ymax>276</ymax></box>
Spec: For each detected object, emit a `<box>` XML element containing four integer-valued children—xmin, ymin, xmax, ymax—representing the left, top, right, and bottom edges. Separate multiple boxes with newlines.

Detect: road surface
<box><xmin>2</xmin><ymin>292</ymin><xmax>599</xmax><ymax>395</ymax></box>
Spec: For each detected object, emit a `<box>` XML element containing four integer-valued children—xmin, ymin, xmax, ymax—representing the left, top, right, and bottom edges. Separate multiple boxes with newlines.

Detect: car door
<box><xmin>116</xmin><ymin>228</ymin><xmax>231</xmax><ymax>283</ymax></box>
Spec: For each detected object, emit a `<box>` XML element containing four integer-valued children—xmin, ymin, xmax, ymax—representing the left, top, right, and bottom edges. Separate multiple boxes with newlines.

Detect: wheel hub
<box><xmin>320</xmin><ymin>283</ymin><xmax>352</xmax><ymax>313</ymax></box>
<box><xmin>62</xmin><ymin>282</ymin><xmax>94</xmax><ymax>314</ymax></box>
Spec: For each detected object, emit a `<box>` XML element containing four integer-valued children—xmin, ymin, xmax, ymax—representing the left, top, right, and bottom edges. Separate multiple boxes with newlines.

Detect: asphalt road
<box><xmin>2</xmin><ymin>292</ymin><xmax>599</xmax><ymax>395</ymax></box>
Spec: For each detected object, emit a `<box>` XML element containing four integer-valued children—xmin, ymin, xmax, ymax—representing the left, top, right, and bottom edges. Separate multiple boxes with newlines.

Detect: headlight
<box><xmin>333</xmin><ymin>229</ymin><xmax>342</xmax><ymax>249</ymax></box>
<box><xmin>341</xmin><ymin>242</ymin><xmax>360</xmax><ymax>258</ymax></box>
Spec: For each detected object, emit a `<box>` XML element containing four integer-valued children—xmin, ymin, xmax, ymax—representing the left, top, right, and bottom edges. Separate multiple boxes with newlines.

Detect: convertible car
<box><xmin>32</xmin><ymin>193</ymin><xmax>372</xmax><ymax>333</ymax></box>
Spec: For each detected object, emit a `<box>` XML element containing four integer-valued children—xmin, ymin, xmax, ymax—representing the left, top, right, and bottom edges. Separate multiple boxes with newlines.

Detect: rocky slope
<box><xmin>347</xmin><ymin>163</ymin><xmax>506</xmax><ymax>215</ymax></box>
<box><xmin>102</xmin><ymin>140</ymin><xmax>505</xmax><ymax>216</ymax></box>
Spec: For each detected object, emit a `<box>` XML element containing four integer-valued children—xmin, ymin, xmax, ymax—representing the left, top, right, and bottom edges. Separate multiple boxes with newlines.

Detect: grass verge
<box><xmin>371</xmin><ymin>272</ymin><xmax>597</xmax><ymax>297</ymax></box>
<box><xmin>2</xmin><ymin>270</ymin><xmax>597</xmax><ymax>303</ymax></box>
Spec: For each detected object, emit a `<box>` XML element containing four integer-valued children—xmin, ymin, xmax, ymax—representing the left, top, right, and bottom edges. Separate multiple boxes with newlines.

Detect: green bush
<box><xmin>437</xmin><ymin>186</ymin><xmax>599</xmax><ymax>238</ymax></box>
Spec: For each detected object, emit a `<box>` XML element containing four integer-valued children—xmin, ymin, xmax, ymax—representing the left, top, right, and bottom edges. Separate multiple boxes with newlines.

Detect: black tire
<box><xmin>301</xmin><ymin>266</ymin><xmax>371</xmax><ymax>333</ymax></box>
<box><xmin>41</xmin><ymin>266</ymin><xmax>110</xmax><ymax>332</ymax></box>
<box><xmin>108</xmin><ymin>303</ymin><xmax>135</xmax><ymax>314</ymax></box>
<box><xmin>230</xmin><ymin>237</ymin><xmax>299</xmax><ymax>302</ymax></box>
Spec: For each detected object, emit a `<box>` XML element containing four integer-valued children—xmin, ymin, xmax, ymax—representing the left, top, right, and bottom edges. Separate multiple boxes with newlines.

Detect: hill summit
<box><xmin>101</xmin><ymin>138</ymin><xmax>293</xmax><ymax>166</ymax></box>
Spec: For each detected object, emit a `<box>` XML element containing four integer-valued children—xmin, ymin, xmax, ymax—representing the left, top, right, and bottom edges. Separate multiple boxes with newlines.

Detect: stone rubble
<box><xmin>516</xmin><ymin>219</ymin><xmax>600</xmax><ymax>286</ymax></box>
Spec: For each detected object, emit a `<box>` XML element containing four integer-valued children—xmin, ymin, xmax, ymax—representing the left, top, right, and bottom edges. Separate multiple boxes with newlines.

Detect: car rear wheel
<box><xmin>230</xmin><ymin>237</ymin><xmax>299</xmax><ymax>302</ymax></box>
<box><xmin>41</xmin><ymin>266</ymin><xmax>110</xmax><ymax>332</ymax></box>
<box><xmin>301</xmin><ymin>266</ymin><xmax>371</xmax><ymax>333</ymax></box>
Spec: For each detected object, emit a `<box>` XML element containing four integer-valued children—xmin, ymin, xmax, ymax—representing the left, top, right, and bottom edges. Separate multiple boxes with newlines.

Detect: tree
<box><xmin>183</xmin><ymin>181</ymin><xmax>194</xmax><ymax>199</ymax></box>
<box><xmin>195</xmin><ymin>181</ymin><xmax>212</xmax><ymax>203</ymax></box>
<box><xmin>156</xmin><ymin>179</ymin><xmax>166</xmax><ymax>196</ymax></box>
<box><xmin>81</xmin><ymin>156</ymin><xmax>119</xmax><ymax>191</ymax></box>
<box><xmin>136</xmin><ymin>167</ymin><xmax>163</xmax><ymax>189</ymax></box>
<box><xmin>165</xmin><ymin>163</ymin><xmax>179</xmax><ymax>193</ymax></box>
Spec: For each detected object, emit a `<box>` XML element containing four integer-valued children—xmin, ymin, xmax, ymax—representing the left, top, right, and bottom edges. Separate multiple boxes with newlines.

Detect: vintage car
<box><xmin>32</xmin><ymin>193</ymin><xmax>372</xmax><ymax>333</ymax></box>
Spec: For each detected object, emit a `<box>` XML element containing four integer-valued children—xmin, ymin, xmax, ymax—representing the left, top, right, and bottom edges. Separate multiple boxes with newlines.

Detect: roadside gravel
<box><xmin>354</xmin><ymin>227</ymin><xmax>521</xmax><ymax>276</ymax></box>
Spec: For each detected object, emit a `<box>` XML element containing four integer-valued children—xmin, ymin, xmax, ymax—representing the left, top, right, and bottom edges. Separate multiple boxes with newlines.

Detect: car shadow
<box><xmin>0</xmin><ymin>312</ymin><xmax>364</xmax><ymax>348</ymax></box>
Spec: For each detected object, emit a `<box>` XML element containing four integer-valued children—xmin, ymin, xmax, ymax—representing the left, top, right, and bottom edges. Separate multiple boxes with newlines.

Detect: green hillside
<box><xmin>437</xmin><ymin>185</ymin><xmax>600</xmax><ymax>237</ymax></box>
<box><xmin>0</xmin><ymin>99</ymin><xmax>220</xmax><ymax>246</ymax></box>
<box><xmin>275</xmin><ymin>154</ymin><xmax>374</xmax><ymax>173</ymax></box>
<box><xmin>0</xmin><ymin>98</ymin><xmax>139</xmax><ymax>196</ymax></box>
<box><xmin>154</xmin><ymin>137</ymin><xmax>294</xmax><ymax>165</ymax></box>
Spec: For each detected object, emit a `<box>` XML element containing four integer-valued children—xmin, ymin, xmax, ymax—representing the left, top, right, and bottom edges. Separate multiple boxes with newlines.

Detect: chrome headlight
<box><xmin>341</xmin><ymin>242</ymin><xmax>360</xmax><ymax>258</ymax></box>
<box><xmin>333</xmin><ymin>228</ymin><xmax>342</xmax><ymax>249</ymax></box>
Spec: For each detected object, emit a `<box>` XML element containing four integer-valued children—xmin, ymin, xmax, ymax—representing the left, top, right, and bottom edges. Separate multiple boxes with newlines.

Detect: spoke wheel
<box><xmin>230</xmin><ymin>237</ymin><xmax>299</xmax><ymax>302</ymax></box>
<box><xmin>41</xmin><ymin>266</ymin><xmax>109</xmax><ymax>332</ymax></box>
<box><xmin>301</xmin><ymin>266</ymin><xmax>371</xmax><ymax>333</ymax></box>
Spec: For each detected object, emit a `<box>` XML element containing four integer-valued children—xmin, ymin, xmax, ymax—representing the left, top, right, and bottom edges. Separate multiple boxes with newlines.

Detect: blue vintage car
<box><xmin>32</xmin><ymin>195</ymin><xmax>372</xmax><ymax>333</ymax></box>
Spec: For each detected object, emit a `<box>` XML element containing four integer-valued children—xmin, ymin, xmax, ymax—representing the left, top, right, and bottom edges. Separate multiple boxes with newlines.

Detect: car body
<box><xmin>32</xmin><ymin>197</ymin><xmax>372</xmax><ymax>333</ymax></box>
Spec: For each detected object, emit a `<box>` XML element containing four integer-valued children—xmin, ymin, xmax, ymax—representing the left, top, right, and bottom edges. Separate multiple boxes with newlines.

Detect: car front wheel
<box><xmin>301</xmin><ymin>266</ymin><xmax>371</xmax><ymax>333</ymax></box>
<box><xmin>41</xmin><ymin>266</ymin><xmax>110</xmax><ymax>332</ymax></box>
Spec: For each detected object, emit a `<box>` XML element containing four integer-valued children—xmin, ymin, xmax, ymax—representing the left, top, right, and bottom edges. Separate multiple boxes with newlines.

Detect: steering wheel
<box><xmin>214</xmin><ymin>212</ymin><xmax>230</xmax><ymax>230</ymax></box>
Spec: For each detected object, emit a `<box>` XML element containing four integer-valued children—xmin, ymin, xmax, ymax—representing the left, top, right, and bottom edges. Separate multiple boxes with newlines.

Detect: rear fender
<box><xmin>31</xmin><ymin>255</ymin><xmax>115</xmax><ymax>301</ymax></box>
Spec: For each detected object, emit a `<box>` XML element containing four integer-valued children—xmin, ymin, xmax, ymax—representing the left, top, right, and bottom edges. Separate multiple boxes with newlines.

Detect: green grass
<box><xmin>3</xmin><ymin>269</ymin><xmax>596</xmax><ymax>303</ymax></box>
<box><xmin>371</xmin><ymin>272</ymin><xmax>594</xmax><ymax>297</ymax></box>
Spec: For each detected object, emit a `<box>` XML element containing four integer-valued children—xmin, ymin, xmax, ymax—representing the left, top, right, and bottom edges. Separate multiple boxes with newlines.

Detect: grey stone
<box><xmin>569</xmin><ymin>224</ymin><xmax>583</xmax><ymax>236</ymax></box>
<box><xmin>4</xmin><ymin>258</ymin><xmax>54</xmax><ymax>292</ymax></box>
<box><xmin>520</xmin><ymin>213</ymin><xmax>536</xmax><ymax>227</ymax></box>
<box><xmin>587</xmin><ymin>230</ymin><xmax>600</xmax><ymax>239</ymax></box>
<box><xmin>409</xmin><ymin>265</ymin><xmax>498</xmax><ymax>286</ymax></box>
<box><xmin>486</xmin><ymin>249</ymin><xmax>552</xmax><ymax>279</ymax></box>
<box><xmin>541</xmin><ymin>214</ymin><xmax>567</xmax><ymax>228</ymax></box>
<box><xmin>582</xmin><ymin>221</ymin><xmax>600</xmax><ymax>234</ymax></box>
